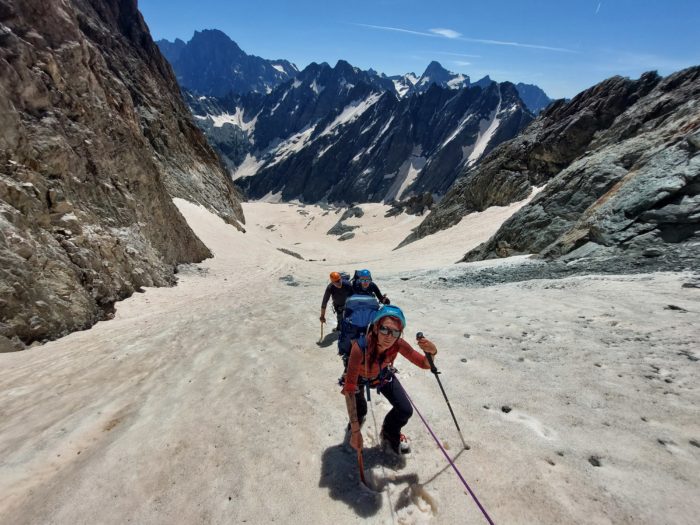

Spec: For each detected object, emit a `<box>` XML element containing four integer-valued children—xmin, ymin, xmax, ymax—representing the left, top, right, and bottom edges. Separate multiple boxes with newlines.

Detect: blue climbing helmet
<box><xmin>356</xmin><ymin>269</ymin><xmax>372</xmax><ymax>281</ymax></box>
<box><xmin>372</xmin><ymin>305</ymin><xmax>406</xmax><ymax>330</ymax></box>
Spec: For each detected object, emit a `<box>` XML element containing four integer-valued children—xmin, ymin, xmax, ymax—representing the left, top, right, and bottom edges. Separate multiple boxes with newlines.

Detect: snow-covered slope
<box><xmin>1</xmin><ymin>199</ymin><xmax>697</xmax><ymax>524</ymax></box>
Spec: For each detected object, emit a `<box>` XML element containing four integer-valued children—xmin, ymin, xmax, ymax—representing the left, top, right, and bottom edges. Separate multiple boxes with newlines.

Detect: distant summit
<box><xmin>514</xmin><ymin>82</ymin><xmax>552</xmax><ymax>114</ymax></box>
<box><xmin>156</xmin><ymin>29</ymin><xmax>298</xmax><ymax>97</ymax></box>
<box><xmin>472</xmin><ymin>75</ymin><xmax>551</xmax><ymax>113</ymax></box>
<box><xmin>416</xmin><ymin>61</ymin><xmax>470</xmax><ymax>92</ymax></box>
<box><xmin>158</xmin><ymin>29</ymin><xmax>552</xmax><ymax>112</ymax></box>
<box><xmin>473</xmin><ymin>75</ymin><xmax>493</xmax><ymax>89</ymax></box>
<box><xmin>388</xmin><ymin>61</ymin><xmax>469</xmax><ymax>97</ymax></box>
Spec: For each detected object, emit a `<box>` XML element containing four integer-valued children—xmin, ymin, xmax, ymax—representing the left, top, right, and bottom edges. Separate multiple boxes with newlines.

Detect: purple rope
<box><xmin>403</xmin><ymin>388</ymin><xmax>495</xmax><ymax>525</ymax></box>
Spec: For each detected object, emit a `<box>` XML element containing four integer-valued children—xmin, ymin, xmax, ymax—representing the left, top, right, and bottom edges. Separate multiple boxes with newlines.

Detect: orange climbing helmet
<box><xmin>330</xmin><ymin>271</ymin><xmax>341</xmax><ymax>282</ymax></box>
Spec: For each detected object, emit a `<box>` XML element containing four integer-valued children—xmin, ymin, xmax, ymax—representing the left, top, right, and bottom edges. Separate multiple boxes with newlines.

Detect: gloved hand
<box><xmin>320</xmin><ymin>315</ymin><xmax>326</xmax><ymax>323</ymax></box>
<box><xmin>416</xmin><ymin>337</ymin><xmax>437</xmax><ymax>356</ymax></box>
<box><xmin>382</xmin><ymin>295</ymin><xmax>391</xmax><ymax>305</ymax></box>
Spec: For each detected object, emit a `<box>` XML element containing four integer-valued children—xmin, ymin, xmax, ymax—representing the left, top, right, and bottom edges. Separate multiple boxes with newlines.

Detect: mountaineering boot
<box><xmin>398</xmin><ymin>433</ymin><xmax>411</xmax><ymax>454</ymax></box>
<box><xmin>381</xmin><ymin>427</ymin><xmax>411</xmax><ymax>455</ymax></box>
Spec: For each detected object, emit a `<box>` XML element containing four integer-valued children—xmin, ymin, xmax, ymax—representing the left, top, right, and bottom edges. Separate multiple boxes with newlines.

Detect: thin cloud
<box><xmin>354</xmin><ymin>23</ymin><xmax>578</xmax><ymax>53</ymax></box>
<box><xmin>460</xmin><ymin>36</ymin><xmax>576</xmax><ymax>53</ymax></box>
<box><xmin>430</xmin><ymin>28</ymin><xmax>461</xmax><ymax>39</ymax></box>
<box><xmin>595</xmin><ymin>2</ymin><xmax>602</xmax><ymax>14</ymax></box>
<box><xmin>354</xmin><ymin>23</ymin><xmax>435</xmax><ymax>38</ymax></box>
<box><xmin>453</xmin><ymin>60</ymin><xmax>472</xmax><ymax>67</ymax></box>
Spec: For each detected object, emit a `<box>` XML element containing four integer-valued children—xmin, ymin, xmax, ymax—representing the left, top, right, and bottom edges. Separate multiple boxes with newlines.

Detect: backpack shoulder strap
<box><xmin>356</xmin><ymin>334</ymin><xmax>368</xmax><ymax>364</ymax></box>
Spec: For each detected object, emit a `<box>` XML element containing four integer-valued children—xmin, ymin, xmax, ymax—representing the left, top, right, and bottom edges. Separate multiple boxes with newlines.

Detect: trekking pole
<box><xmin>319</xmin><ymin>321</ymin><xmax>324</xmax><ymax>343</ymax></box>
<box><xmin>417</xmin><ymin>332</ymin><xmax>469</xmax><ymax>450</ymax></box>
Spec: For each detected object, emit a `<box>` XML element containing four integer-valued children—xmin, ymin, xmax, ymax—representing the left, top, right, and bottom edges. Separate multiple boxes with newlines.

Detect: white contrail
<box><xmin>353</xmin><ymin>23</ymin><xmax>577</xmax><ymax>53</ymax></box>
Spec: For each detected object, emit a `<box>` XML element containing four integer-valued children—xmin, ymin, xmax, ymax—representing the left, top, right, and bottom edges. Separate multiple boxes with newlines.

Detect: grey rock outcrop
<box><xmin>398</xmin><ymin>70</ymin><xmax>666</xmax><ymax>248</ymax></box>
<box><xmin>385</xmin><ymin>193</ymin><xmax>434</xmax><ymax>217</ymax></box>
<box><xmin>461</xmin><ymin>67</ymin><xmax>699</xmax><ymax>263</ymax></box>
<box><xmin>0</xmin><ymin>0</ymin><xmax>245</xmax><ymax>350</ymax></box>
<box><xmin>327</xmin><ymin>206</ymin><xmax>363</xmax><ymax>236</ymax></box>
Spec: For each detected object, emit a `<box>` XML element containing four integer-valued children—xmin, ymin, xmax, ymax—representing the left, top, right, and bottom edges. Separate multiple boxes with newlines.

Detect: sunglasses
<box><xmin>378</xmin><ymin>325</ymin><xmax>401</xmax><ymax>337</ymax></box>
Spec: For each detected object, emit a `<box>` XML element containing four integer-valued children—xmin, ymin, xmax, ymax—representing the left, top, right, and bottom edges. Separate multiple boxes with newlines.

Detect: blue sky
<box><xmin>139</xmin><ymin>0</ymin><xmax>699</xmax><ymax>99</ymax></box>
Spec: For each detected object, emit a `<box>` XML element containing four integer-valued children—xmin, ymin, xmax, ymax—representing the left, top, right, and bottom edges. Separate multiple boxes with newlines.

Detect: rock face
<box><xmin>0</xmin><ymin>0</ymin><xmax>245</xmax><ymax>350</ymax></box>
<box><xmin>399</xmin><ymin>67</ymin><xmax>700</xmax><ymax>266</ymax></box>
<box><xmin>156</xmin><ymin>30</ymin><xmax>298</xmax><ymax>97</ymax></box>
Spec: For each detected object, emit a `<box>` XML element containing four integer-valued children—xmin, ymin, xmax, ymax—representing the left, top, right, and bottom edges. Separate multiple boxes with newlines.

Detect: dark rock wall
<box><xmin>450</xmin><ymin>67</ymin><xmax>699</xmax><ymax>263</ymax></box>
<box><xmin>0</xmin><ymin>0</ymin><xmax>245</xmax><ymax>350</ymax></box>
<box><xmin>479</xmin><ymin>68</ymin><xmax>700</xmax><ymax>262</ymax></box>
<box><xmin>399</xmin><ymin>71</ymin><xmax>666</xmax><ymax>247</ymax></box>
<box><xmin>239</xmin><ymin>81</ymin><xmax>533</xmax><ymax>204</ymax></box>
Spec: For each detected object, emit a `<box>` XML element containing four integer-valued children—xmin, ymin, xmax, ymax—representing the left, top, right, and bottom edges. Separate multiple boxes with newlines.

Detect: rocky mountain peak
<box><xmin>156</xmin><ymin>37</ymin><xmax>186</xmax><ymax>64</ymax></box>
<box><xmin>473</xmin><ymin>75</ymin><xmax>493</xmax><ymax>89</ymax></box>
<box><xmin>334</xmin><ymin>59</ymin><xmax>359</xmax><ymax>76</ymax></box>
<box><xmin>423</xmin><ymin>61</ymin><xmax>450</xmax><ymax>77</ymax></box>
<box><xmin>192</xmin><ymin>28</ymin><xmax>244</xmax><ymax>50</ymax></box>
<box><xmin>157</xmin><ymin>30</ymin><xmax>296</xmax><ymax>97</ymax></box>
<box><xmin>416</xmin><ymin>61</ymin><xmax>469</xmax><ymax>91</ymax></box>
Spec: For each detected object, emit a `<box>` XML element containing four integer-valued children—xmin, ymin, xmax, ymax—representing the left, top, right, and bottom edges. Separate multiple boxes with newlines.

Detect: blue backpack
<box><xmin>338</xmin><ymin>295</ymin><xmax>380</xmax><ymax>364</ymax></box>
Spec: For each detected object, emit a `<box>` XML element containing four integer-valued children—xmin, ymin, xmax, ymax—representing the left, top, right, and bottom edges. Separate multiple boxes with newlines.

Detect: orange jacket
<box><xmin>341</xmin><ymin>338</ymin><xmax>430</xmax><ymax>394</ymax></box>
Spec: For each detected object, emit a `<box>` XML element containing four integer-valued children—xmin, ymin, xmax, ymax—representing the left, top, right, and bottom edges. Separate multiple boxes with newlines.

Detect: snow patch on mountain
<box><xmin>392</xmin><ymin>79</ymin><xmax>411</xmax><ymax>98</ymax></box>
<box><xmin>318</xmin><ymin>93</ymin><xmax>382</xmax><ymax>137</ymax></box>
<box><xmin>231</xmin><ymin>153</ymin><xmax>265</xmax><ymax>181</ymax></box>
<box><xmin>359</xmin><ymin>119</ymin><xmax>377</xmax><ymax>135</ymax></box>
<box><xmin>441</xmin><ymin>113</ymin><xmax>476</xmax><ymax>149</ymax></box>
<box><xmin>351</xmin><ymin>149</ymin><xmax>365</xmax><ymax>162</ymax></box>
<box><xmin>447</xmin><ymin>74</ymin><xmax>469</xmax><ymax>89</ymax></box>
<box><xmin>310</xmin><ymin>79</ymin><xmax>324</xmax><ymax>95</ymax></box>
<box><xmin>466</xmin><ymin>87</ymin><xmax>502</xmax><ymax>166</ymax></box>
<box><xmin>339</xmin><ymin>79</ymin><xmax>355</xmax><ymax>91</ymax></box>
<box><xmin>316</xmin><ymin>142</ymin><xmax>335</xmax><ymax>159</ymax></box>
<box><xmin>385</xmin><ymin>146</ymin><xmax>427</xmax><ymax>201</ymax></box>
<box><xmin>405</xmin><ymin>73</ymin><xmax>419</xmax><ymax>85</ymax></box>
<box><xmin>376</xmin><ymin>115</ymin><xmax>395</xmax><ymax>139</ymax></box>
<box><xmin>259</xmin><ymin>190</ymin><xmax>283</xmax><ymax>203</ymax></box>
<box><xmin>267</xmin><ymin>125</ymin><xmax>316</xmax><ymax>167</ymax></box>
<box><xmin>209</xmin><ymin>108</ymin><xmax>258</xmax><ymax>132</ymax></box>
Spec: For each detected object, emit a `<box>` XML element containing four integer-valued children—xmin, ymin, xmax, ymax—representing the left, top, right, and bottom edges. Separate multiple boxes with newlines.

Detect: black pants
<box><xmin>333</xmin><ymin>304</ymin><xmax>345</xmax><ymax>328</ymax></box>
<box><xmin>353</xmin><ymin>376</ymin><xmax>413</xmax><ymax>446</ymax></box>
